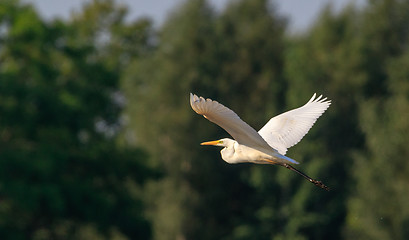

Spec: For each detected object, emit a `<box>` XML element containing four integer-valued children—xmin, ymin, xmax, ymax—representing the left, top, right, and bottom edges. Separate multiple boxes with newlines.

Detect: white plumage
<box><xmin>190</xmin><ymin>92</ymin><xmax>332</xmax><ymax>190</ymax></box>
<box><xmin>258</xmin><ymin>93</ymin><xmax>331</xmax><ymax>155</ymax></box>
<box><xmin>190</xmin><ymin>93</ymin><xmax>274</xmax><ymax>154</ymax></box>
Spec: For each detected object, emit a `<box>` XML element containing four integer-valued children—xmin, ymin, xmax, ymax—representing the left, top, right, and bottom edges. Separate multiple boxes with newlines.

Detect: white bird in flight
<box><xmin>190</xmin><ymin>93</ymin><xmax>331</xmax><ymax>190</ymax></box>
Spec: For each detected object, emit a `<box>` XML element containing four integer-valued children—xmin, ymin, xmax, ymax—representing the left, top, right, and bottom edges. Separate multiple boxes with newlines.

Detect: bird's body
<box><xmin>216</xmin><ymin>138</ymin><xmax>274</xmax><ymax>164</ymax></box>
<box><xmin>190</xmin><ymin>93</ymin><xmax>331</xmax><ymax>190</ymax></box>
<box><xmin>202</xmin><ymin>138</ymin><xmax>297</xmax><ymax>165</ymax></box>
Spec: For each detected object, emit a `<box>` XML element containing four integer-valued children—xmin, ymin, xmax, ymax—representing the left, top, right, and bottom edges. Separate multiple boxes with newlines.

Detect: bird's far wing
<box><xmin>258</xmin><ymin>93</ymin><xmax>331</xmax><ymax>155</ymax></box>
<box><xmin>190</xmin><ymin>93</ymin><xmax>274</xmax><ymax>152</ymax></box>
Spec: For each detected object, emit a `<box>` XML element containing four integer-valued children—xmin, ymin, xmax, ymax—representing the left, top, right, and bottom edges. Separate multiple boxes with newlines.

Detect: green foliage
<box><xmin>2</xmin><ymin>0</ymin><xmax>409</xmax><ymax>239</ymax></box>
<box><xmin>345</xmin><ymin>1</ymin><xmax>409</xmax><ymax>239</ymax></box>
<box><xmin>123</xmin><ymin>0</ymin><xmax>289</xmax><ymax>239</ymax></box>
<box><xmin>282</xmin><ymin>6</ymin><xmax>368</xmax><ymax>239</ymax></box>
<box><xmin>0</xmin><ymin>0</ymin><xmax>155</xmax><ymax>239</ymax></box>
<box><xmin>124</xmin><ymin>0</ymin><xmax>409</xmax><ymax>239</ymax></box>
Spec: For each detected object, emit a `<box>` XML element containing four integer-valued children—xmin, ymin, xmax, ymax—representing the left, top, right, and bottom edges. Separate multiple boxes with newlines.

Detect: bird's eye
<box><xmin>219</xmin><ymin>140</ymin><xmax>223</xmax><ymax>144</ymax></box>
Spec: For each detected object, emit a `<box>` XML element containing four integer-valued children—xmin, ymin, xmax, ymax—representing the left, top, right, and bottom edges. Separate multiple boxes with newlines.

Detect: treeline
<box><xmin>1</xmin><ymin>0</ymin><xmax>409</xmax><ymax>239</ymax></box>
<box><xmin>0</xmin><ymin>0</ymin><xmax>155</xmax><ymax>239</ymax></box>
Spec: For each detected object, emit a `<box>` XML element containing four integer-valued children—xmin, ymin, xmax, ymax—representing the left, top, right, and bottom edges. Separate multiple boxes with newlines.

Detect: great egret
<box><xmin>190</xmin><ymin>93</ymin><xmax>331</xmax><ymax>190</ymax></box>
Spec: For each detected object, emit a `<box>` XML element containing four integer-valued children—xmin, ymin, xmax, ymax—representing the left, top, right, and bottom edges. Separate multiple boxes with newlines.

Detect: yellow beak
<box><xmin>200</xmin><ymin>140</ymin><xmax>220</xmax><ymax>146</ymax></box>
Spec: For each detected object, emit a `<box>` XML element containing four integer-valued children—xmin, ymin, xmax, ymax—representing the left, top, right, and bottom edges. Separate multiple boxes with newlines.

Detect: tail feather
<box><xmin>275</xmin><ymin>153</ymin><xmax>299</xmax><ymax>164</ymax></box>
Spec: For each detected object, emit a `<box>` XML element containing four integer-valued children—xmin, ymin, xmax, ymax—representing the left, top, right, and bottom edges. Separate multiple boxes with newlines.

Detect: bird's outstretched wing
<box><xmin>190</xmin><ymin>93</ymin><xmax>274</xmax><ymax>152</ymax></box>
<box><xmin>258</xmin><ymin>93</ymin><xmax>331</xmax><ymax>155</ymax></box>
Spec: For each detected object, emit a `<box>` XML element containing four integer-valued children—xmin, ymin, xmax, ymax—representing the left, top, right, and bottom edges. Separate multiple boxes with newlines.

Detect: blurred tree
<box><xmin>347</xmin><ymin>51</ymin><xmax>409</xmax><ymax>240</ymax></box>
<box><xmin>123</xmin><ymin>1</ymin><xmax>220</xmax><ymax>239</ymax></box>
<box><xmin>15</xmin><ymin>0</ymin><xmax>407</xmax><ymax>239</ymax></box>
<box><xmin>345</xmin><ymin>0</ymin><xmax>409</xmax><ymax>239</ymax></box>
<box><xmin>0</xmin><ymin>0</ymin><xmax>155</xmax><ymax>239</ymax></box>
<box><xmin>281</xmin><ymin>5</ymin><xmax>367</xmax><ymax>240</ymax></box>
<box><xmin>123</xmin><ymin>0</ymin><xmax>289</xmax><ymax>239</ymax></box>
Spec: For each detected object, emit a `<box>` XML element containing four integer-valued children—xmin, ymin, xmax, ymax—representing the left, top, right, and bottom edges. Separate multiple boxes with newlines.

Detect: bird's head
<box><xmin>201</xmin><ymin>138</ymin><xmax>236</xmax><ymax>163</ymax></box>
<box><xmin>200</xmin><ymin>138</ymin><xmax>235</xmax><ymax>147</ymax></box>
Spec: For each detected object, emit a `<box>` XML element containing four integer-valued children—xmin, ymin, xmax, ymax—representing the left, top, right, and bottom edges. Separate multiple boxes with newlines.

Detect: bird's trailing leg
<box><xmin>261</xmin><ymin>159</ymin><xmax>330</xmax><ymax>191</ymax></box>
<box><xmin>280</xmin><ymin>163</ymin><xmax>330</xmax><ymax>191</ymax></box>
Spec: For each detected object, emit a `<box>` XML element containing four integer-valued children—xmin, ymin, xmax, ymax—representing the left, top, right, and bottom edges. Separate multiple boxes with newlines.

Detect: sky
<box><xmin>24</xmin><ymin>0</ymin><xmax>366</xmax><ymax>33</ymax></box>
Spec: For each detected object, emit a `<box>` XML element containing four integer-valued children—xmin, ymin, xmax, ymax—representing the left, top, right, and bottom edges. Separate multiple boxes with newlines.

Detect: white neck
<box><xmin>219</xmin><ymin>139</ymin><xmax>238</xmax><ymax>163</ymax></box>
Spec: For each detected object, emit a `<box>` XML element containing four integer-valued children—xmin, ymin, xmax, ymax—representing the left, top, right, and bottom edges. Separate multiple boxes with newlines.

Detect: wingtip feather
<box><xmin>308</xmin><ymin>93</ymin><xmax>317</xmax><ymax>103</ymax></box>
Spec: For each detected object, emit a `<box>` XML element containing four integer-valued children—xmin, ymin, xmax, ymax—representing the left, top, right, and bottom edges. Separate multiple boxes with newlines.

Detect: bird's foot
<box><xmin>310</xmin><ymin>179</ymin><xmax>330</xmax><ymax>191</ymax></box>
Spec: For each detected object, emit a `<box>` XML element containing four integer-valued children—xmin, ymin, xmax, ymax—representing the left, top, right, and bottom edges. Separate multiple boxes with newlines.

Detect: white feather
<box><xmin>258</xmin><ymin>93</ymin><xmax>331</xmax><ymax>155</ymax></box>
<box><xmin>190</xmin><ymin>93</ymin><xmax>330</xmax><ymax>165</ymax></box>
<box><xmin>190</xmin><ymin>93</ymin><xmax>274</xmax><ymax>153</ymax></box>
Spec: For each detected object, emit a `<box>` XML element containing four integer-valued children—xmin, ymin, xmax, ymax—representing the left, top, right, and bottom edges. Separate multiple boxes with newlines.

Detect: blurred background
<box><xmin>1</xmin><ymin>0</ymin><xmax>408</xmax><ymax>239</ymax></box>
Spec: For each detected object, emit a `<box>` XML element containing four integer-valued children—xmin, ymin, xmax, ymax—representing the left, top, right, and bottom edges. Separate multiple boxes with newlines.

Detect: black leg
<box><xmin>281</xmin><ymin>163</ymin><xmax>330</xmax><ymax>191</ymax></box>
